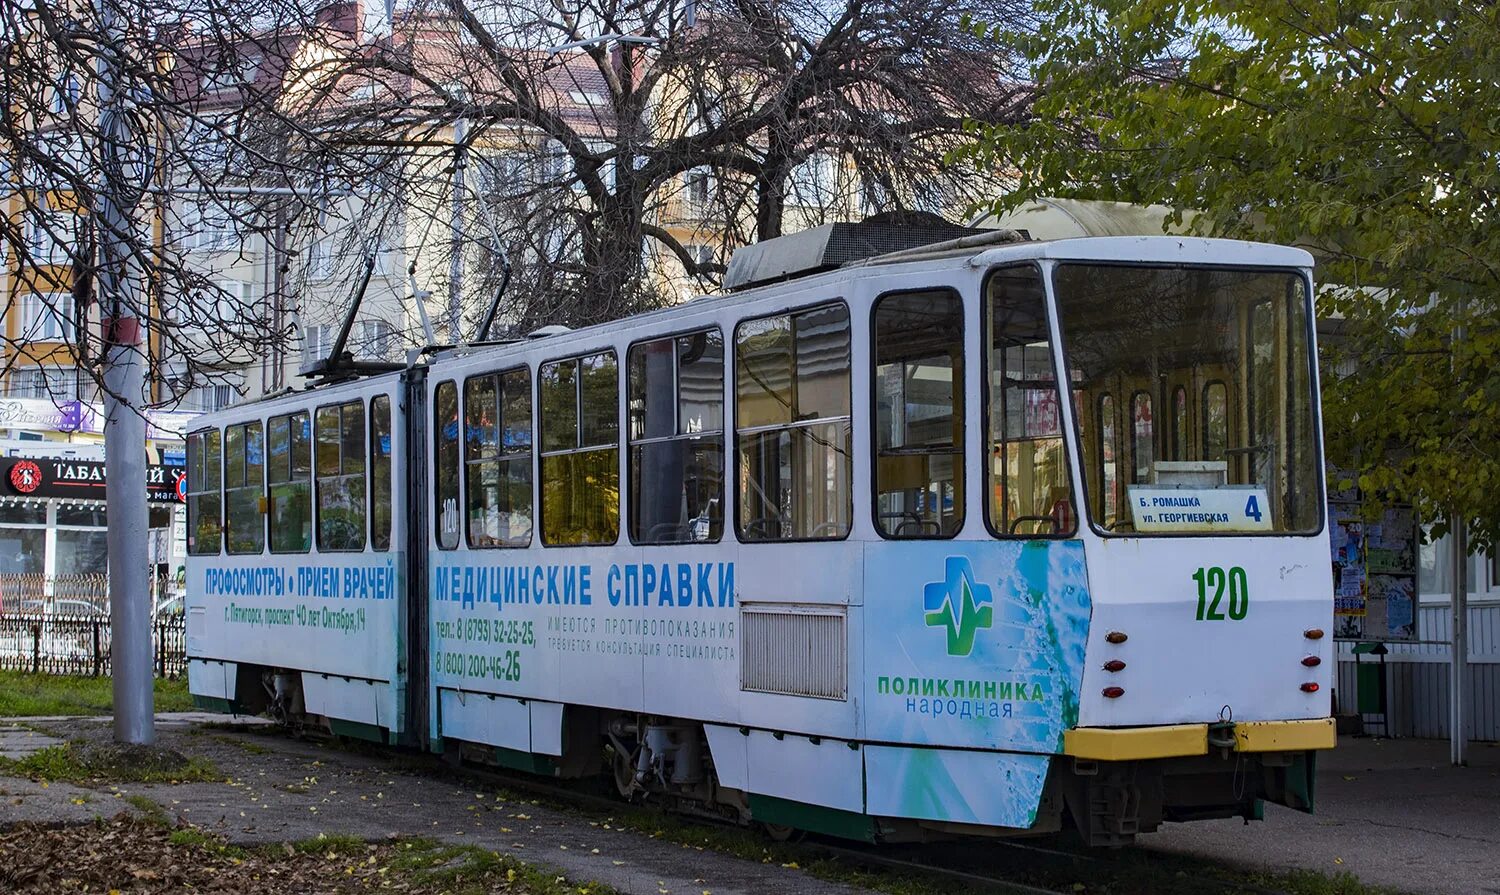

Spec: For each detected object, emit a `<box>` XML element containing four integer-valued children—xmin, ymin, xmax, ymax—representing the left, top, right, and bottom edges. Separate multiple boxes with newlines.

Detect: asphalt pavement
<box><xmin>1143</xmin><ymin>736</ymin><xmax>1500</xmax><ymax>895</ymax></box>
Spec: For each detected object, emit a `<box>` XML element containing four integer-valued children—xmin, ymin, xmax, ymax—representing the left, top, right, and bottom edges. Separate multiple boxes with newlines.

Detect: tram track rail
<box><xmin>289</xmin><ymin>726</ymin><xmax>1302</xmax><ymax>895</ymax></box>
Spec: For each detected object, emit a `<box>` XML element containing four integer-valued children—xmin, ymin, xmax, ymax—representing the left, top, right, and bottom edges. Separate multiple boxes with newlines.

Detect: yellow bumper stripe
<box><xmin>1233</xmin><ymin>718</ymin><xmax>1337</xmax><ymax>752</ymax></box>
<box><xmin>1063</xmin><ymin>718</ymin><xmax>1336</xmax><ymax>761</ymax></box>
<box><xmin>1063</xmin><ymin>724</ymin><xmax>1208</xmax><ymax>761</ymax></box>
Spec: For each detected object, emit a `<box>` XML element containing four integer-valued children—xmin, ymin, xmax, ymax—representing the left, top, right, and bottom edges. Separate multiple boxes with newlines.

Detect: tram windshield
<box><xmin>1051</xmin><ymin>264</ymin><xmax>1320</xmax><ymax>535</ymax></box>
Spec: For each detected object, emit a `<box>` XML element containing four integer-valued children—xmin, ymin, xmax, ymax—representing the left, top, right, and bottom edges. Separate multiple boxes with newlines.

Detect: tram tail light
<box><xmin>1300</xmin><ymin>682</ymin><xmax>1320</xmax><ymax>693</ymax></box>
<box><xmin>1102</xmin><ymin>687</ymin><xmax>1125</xmax><ymax>699</ymax></box>
<box><xmin>1301</xmin><ymin>655</ymin><xmax>1321</xmax><ymax>667</ymax></box>
<box><xmin>1304</xmin><ymin>628</ymin><xmax>1325</xmax><ymax>640</ymax></box>
<box><xmin>1103</xmin><ymin>660</ymin><xmax>1126</xmax><ymax>672</ymax></box>
<box><xmin>1104</xmin><ymin>631</ymin><xmax>1128</xmax><ymax>644</ymax></box>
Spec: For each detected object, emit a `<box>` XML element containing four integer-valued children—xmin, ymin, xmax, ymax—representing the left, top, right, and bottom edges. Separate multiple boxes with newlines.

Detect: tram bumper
<box><xmin>1051</xmin><ymin>719</ymin><xmax>1332</xmax><ymax>845</ymax></box>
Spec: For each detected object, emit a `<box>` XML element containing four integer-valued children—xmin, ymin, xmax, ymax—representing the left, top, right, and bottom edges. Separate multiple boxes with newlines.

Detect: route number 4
<box><xmin>1192</xmin><ymin>566</ymin><xmax>1249</xmax><ymax>621</ymax></box>
<box><xmin>1244</xmin><ymin>495</ymin><xmax>1263</xmax><ymax>523</ymax></box>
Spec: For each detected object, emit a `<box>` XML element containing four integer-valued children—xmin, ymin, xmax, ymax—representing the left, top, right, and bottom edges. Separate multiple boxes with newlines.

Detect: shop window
<box><xmin>370</xmin><ymin>395</ymin><xmax>393</xmax><ymax>552</ymax></box>
<box><xmin>627</xmin><ymin>329</ymin><xmax>724</xmax><ymax>544</ymax></box>
<box><xmin>540</xmin><ymin>351</ymin><xmax>620</xmax><ymax>545</ymax></box>
<box><xmin>224</xmin><ymin>420</ymin><xmax>265</xmax><ymax>554</ymax></box>
<box><xmin>186</xmin><ymin>428</ymin><xmax>222</xmax><ymax>555</ymax></box>
<box><xmin>987</xmin><ymin>267</ymin><xmax>1075</xmax><ymax>537</ymax></box>
<box><xmin>735</xmin><ymin>302</ymin><xmax>852</xmax><ymax>541</ymax></box>
<box><xmin>465</xmin><ymin>367</ymin><xmax>533</xmax><ymax>548</ymax></box>
<box><xmin>267</xmin><ymin>411</ymin><xmax>312</xmax><ymax>553</ymax></box>
<box><xmin>434</xmin><ymin>381</ymin><xmax>460</xmax><ymax>549</ymax></box>
<box><xmin>315</xmin><ymin>400</ymin><xmax>366</xmax><ymax>552</ymax></box>
<box><xmin>873</xmin><ymin>290</ymin><xmax>963</xmax><ymax>538</ymax></box>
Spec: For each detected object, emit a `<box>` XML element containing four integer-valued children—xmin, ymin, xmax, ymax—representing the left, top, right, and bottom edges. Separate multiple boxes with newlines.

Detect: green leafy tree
<box><xmin>960</xmin><ymin>1</ymin><xmax>1500</xmax><ymax>547</ymax></box>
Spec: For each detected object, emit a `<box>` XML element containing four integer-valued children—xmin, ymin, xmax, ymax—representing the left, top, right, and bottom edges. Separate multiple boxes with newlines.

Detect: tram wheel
<box><xmin>610</xmin><ymin>745</ymin><xmax>637</xmax><ymax>800</ymax></box>
<box><xmin>760</xmin><ymin>822</ymin><xmax>803</xmax><ymax>843</ymax></box>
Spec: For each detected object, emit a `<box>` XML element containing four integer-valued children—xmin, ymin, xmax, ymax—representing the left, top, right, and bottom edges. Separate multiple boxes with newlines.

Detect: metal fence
<box><xmin>0</xmin><ymin>612</ymin><xmax>186</xmax><ymax>679</ymax></box>
<box><xmin>0</xmin><ymin>573</ymin><xmax>111</xmax><ymax>609</ymax></box>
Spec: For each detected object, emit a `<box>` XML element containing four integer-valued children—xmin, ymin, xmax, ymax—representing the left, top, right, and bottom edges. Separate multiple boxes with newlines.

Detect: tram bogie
<box><xmin>185</xmin><ymin>226</ymin><xmax>1335</xmax><ymax>846</ymax></box>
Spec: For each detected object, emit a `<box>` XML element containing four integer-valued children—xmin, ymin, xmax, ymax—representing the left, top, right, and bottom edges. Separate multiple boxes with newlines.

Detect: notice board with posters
<box><xmin>1330</xmin><ymin>473</ymin><xmax>1419</xmax><ymax>641</ymax></box>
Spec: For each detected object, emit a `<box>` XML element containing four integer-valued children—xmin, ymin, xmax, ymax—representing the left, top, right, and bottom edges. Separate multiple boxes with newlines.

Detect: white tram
<box><xmin>185</xmin><ymin>226</ymin><xmax>1335</xmax><ymax>845</ymax></box>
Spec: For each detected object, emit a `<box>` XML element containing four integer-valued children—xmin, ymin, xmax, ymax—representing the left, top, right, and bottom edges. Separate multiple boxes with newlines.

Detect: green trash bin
<box><xmin>1351</xmin><ymin>641</ymin><xmax>1388</xmax><ymax>734</ymax></box>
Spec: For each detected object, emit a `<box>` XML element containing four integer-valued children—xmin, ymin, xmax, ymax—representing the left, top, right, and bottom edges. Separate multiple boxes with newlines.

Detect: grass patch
<box><xmin>123</xmin><ymin>793</ymin><xmax>171</xmax><ymax>825</ymax></box>
<box><xmin>0</xmin><ymin>741</ymin><xmax>220</xmax><ymax>785</ymax></box>
<box><xmin>383</xmin><ymin>837</ymin><xmax>619</xmax><ymax>895</ymax></box>
<box><xmin>0</xmin><ymin>671</ymin><xmax>193</xmax><ymax>717</ymax></box>
<box><xmin>211</xmin><ymin>733</ymin><xmax>270</xmax><ymax>754</ymax></box>
<box><xmin>287</xmin><ymin>832</ymin><xmax>369</xmax><ymax>855</ymax></box>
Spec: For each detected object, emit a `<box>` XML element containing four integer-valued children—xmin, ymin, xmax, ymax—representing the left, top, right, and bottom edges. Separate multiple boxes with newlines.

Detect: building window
<box><xmin>224</xmin><ymin>421</ymin><xmax>265</xmax><ymax>555</ymax></box>
<box><xmin>8</xmin><ymin>365</ymin><xmax>78</xmax><ymax>400</ymax></box>
<box><xmin>464</xmin><ymin>367</ymin><xmax>533</xmax><ymax>548</ymax></box>
<box><xmin>735</xmin><ymin>302</ymin><xmax>852</xmax><ymax>541</ymax></box>
<box><xmin>684</xmin><ymin>169</ymin><xmax>711</xmax><ymax>205</ymax></box>
<box><xmin>628</xmin><ymin>329</ymin><xmax>724</xmax><ymax>544</ymax></box>
<box><xmin>24</xmin><ymin>213</ymin><xmax>72</xmax><ymax>266</ymax></box>
<box><xmin>370</xmin><ymin>395</ymin><xmax>393</xmax><ymax>552</ymax></box>
<box><xmin>540</xmin><ymin>351</ymin><xmax>620</xmax><ymax>545</ymax></box>
<box><xmin>358</xmin><ymin>319</ymin><xmax>395</xmax><ymax>360</ymax></box>
<box><xmin>206</xmin><ymin>280</ymin><xmax>249</xmax><ymax>323</ymax></box>
<box><xmin>175</xmin><ymin>201</ymin><xmax>242</xmax><ymax>252</ymax></box>
<box><xmin>315</xmin><ymin>400</ymin><xmax>366</xmax><ymax>552</ymax></box>
<box><xmin>50</xmin><ymin>73</ymin><xmax>82</xmax><ymax>113</ymax></box>
<box><xmin>873</xmin><ymin>290</ymin><xmax>963</xmax><ymax>538</ymax></box>
<box><xmin>302</xmin><ymin>324</ymin><xmax>334</xmax><ymax>369</ymax></box>
<box><xmin>186</xmin><ymin>428</ymin><xmax>223</xmax><ymax>555</ymax></box>
<box><xmin>267</xmin><ymin>411</ymin><xmax>312</xmax><ymax>553</ymax></box>
<box><xmin>21</xmin><ymin>293</ymin><xmax>76</xmax><ymax>342</ymax></box>
<box><xmin>307</xmin><ymin>235</ymin><xmax>335</xmax><ymax>280</ymax></box>
<box><xmin>434</xmin><ymin>380</ymin><xmax>461</xmax><ymax>549</ymax></box>
<box><xmin>987</xmin><ymin>266</ymin><xmax>1075</xmax><ymax>537</ymax></box>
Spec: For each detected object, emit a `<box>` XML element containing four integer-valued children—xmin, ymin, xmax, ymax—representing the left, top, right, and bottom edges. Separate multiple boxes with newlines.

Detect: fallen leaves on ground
<box><xmin>0</xmin><ymin>814</ymin><xmax>553</xmax><ymax>894</ymax></box>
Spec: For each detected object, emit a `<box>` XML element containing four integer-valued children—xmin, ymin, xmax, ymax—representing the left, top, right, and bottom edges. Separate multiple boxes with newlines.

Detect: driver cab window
<box><xmin>986</xmin><ymin>266</ymin><xmax>1076</xmax><ymax>537</ymax></box>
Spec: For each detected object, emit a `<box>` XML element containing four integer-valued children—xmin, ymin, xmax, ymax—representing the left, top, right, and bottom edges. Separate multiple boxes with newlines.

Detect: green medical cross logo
<box><xmin>923</xmin><ymin>557</ymin><xmax>994</xmax><ymax>657</ymax></box>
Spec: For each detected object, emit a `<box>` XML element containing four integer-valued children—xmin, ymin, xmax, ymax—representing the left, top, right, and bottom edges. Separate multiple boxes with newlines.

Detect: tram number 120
<box><xmin>1191</xmin><ymin>566</ymin><xmax>1249</xmax><ymax>621</ymax></box>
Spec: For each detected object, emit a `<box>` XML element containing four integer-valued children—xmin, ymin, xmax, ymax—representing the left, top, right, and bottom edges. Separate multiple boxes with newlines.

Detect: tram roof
<box><xmin>191</xmin><ymin>234</ymin><xmax>1315</xmax><ymax>426</ymax></box>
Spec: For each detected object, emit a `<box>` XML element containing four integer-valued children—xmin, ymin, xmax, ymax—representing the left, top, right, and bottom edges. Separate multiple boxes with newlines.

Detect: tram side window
<box><xmin>1098</xmin><ymin>394</ymin><xmax>1119</xmax><ymax>526</ymax></box>
<box><xmin>1130</xmin><ymin>391</ymin><xmax>1154</xmax><ymax>483</ymax></box>
<box><xmin>267</xmin><ymin>412</ymin><xmax>311</xmax><ymax>553</ymax></box>
<box><xmin>370</xmin><ymin>395</ymin><xmax>392</xmax><ymax>552</ymax></box>
<box><xmin>465</xmin><ymin>367</ymin><xmax>533</xmax><ymax>548</ymax></box>
<box><xmin>1202</xmin><ymin>381</ymin><xmax>1228</xmax><ymax>462</ymax></box>
<box><xmin>627</xmin><ymin>329</ymin><xmax>724</xmax><ymax>544</ymax></box>
<box><xmin>316</xmin><ymin>400</ymin><xmax>366</xmax><ymax>552</ymax></box>
<box><xmin>186</xmin><ymin>428</ymin><xmax>222</xmax><ymax>555</ymax></box>
<box><xmin>1247</xmin><ymin>300</ymin><xmax>1277</xmax><ymax>490</ymax></box>
<box><xmin>435</xmin><ymin>381</ymin><xmax>461</xmax><ymax>549</ymax></box>
<box><xmin>987</xmin><ymin>267</ymin><xmax>1076</xmax><ymax>537</ymax></box>
<box><xmin>540</xmin><ymin>351</ymin><xmax>620</xmax><ymax>545</ymax></box>
<box><xmin>1170</xmin><ymin>385</ymin><xmax>1187</xmax><ymax>461</ymax></box>
<box><xmin>735</xmin><ymin>302</ymin><xmax>852</xmax><ymax>541</ymax></box>
<box><xmin>224</xmin><ymin>421</ymin><xmax>265</xmax><ymax>555</ymax></box>
<box><xmin>873</xmin><ymin>290</ymin><xmax>963</xmax><ymax>538</ymax></box>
